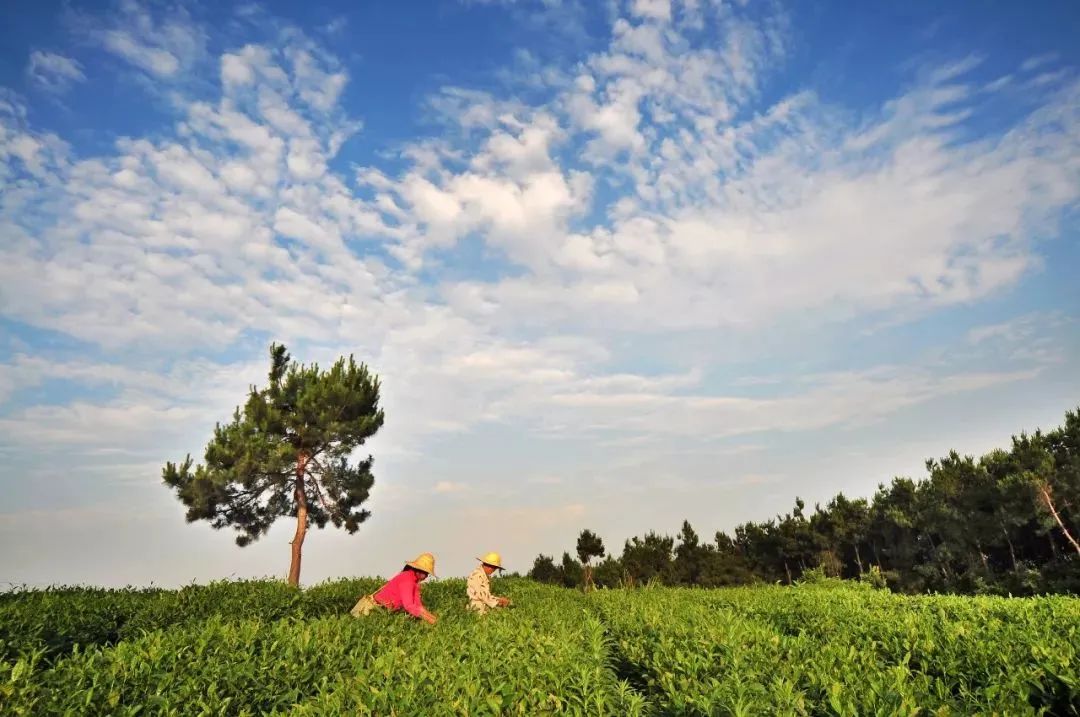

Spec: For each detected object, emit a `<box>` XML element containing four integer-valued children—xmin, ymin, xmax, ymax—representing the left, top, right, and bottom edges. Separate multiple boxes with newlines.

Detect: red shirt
<box><xmin>373</xmin><ymin>569</ymin><xmax>425</xmax><ymax>617</ymax></box>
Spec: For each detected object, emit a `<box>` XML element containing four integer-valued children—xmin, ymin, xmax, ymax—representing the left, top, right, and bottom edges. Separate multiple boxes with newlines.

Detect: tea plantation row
<box><xmin>2</xmin><ymin>578</ymin><xmax>1078</xmax><ymax>715</ymax></box>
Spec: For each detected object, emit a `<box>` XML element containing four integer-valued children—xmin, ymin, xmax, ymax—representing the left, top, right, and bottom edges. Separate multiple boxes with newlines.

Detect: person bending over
<box><xmin>350</xmin><ymin>552</ymin><xmax>438</xmax><ymax>625</ymax></box>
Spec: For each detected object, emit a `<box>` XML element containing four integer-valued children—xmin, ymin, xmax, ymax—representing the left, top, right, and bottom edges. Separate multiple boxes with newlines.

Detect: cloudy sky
<box><xmin>1</xmin><ymin>0</ymin><xmax>1078</xmax><ymax>587</ymax></box>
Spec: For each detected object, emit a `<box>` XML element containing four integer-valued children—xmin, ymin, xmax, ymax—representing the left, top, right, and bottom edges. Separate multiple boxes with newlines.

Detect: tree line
<box><xmin>529</xmin><ymin>407</ymin><xmax>1080</xmax><ymax>595</ymax></box>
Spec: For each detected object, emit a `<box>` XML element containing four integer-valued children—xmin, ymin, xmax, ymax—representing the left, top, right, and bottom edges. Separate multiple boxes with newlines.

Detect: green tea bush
<box><xmin>116</xmin><ymin>579</ymin><xmax>305</xmax><ymax>639</ymax></box>
<box><xmin>592</xmin><ymin>583</ymin><xmax>1080</xmax><ymax>715</ymax></box>
<box><xmin>2</xmin><ymin>579</ymin><xmax>645</xmax><ymax>716</ymax></box>
<box><xmin>0</xmin><ymin>578</ymin><xmax>386</xmax><ymax>663</ymax></box>
<box><xmin>2</xmin><ymin>577</ymin><xmax>1077</xmax><ymax>715</ymax></box>
<box><xmin>0</xmin><ymin>586</ymin><xmax>160</xmax><ymax>663</ymax></box>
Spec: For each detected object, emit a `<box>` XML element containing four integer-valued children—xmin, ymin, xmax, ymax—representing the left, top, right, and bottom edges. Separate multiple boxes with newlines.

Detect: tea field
<box><xmin>2</xmin><ymin>578</ymin><xmax>1078</xmax><ymax>715</ymax></box>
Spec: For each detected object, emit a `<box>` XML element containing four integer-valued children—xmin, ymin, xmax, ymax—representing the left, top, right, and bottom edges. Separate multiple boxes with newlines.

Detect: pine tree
<box><xmin>576</xmin><ymin>529</ymin><xmax>606</xmax><ymax>591</ymax></box>
<box><xmin>162</xmin><ymin>343</ymin><xmax>384</xmax><ymax>586</ymax></box>
<box><xmin>674</xmin><ymin>520</ymin><xmax>705</xmax><ymax>584</ymax></box>
<box><xmin>528</xmin><ymin>554</ymin><xmax>561</xmax><ymax>584</ymax></box>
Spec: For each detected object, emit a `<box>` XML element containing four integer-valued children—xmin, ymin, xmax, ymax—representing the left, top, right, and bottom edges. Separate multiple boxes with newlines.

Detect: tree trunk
<box><xmin>1002</xmin><ymin>526</ymin><xmax>1018</xmax><ymax>573</ymax></box>
<box><xmin>853</xmin><ymin>543</ymin><xmax>864</xmax><ymax>575</ymax></box>
<box><xmin>783</xmin><ymin>560</ymin><xmax>792</xmax><ymax>585</ymax></box>
<box><xmin>870</xmin><ymin>541</ymin><xmax>881</xmax><ymax>568</ymax></box>
<box><xmin>288</xmin><ymin>453</ymin><xmax>309</xmax><ymax>587</ymax></box>
<box><xmin>1040</xmin><ymin>486</ymin><xmax>1080</xmax><ymax>557</ymax></box>
<box><xmin>583</xmin><ymin>564</ymin><xmax>594</xmax><ymax>593</ymax></box>
<box><xmin>936</xmin><ymin>543</ymin><xmax>952</xmax><ymax>582</ymax></box>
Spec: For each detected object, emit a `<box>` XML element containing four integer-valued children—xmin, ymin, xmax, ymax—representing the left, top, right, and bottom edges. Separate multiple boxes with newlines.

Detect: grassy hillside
<box><xmin>2</xmin><ymin>578</ymin><xmax>1078</xmax><ymax>715</ymax></box>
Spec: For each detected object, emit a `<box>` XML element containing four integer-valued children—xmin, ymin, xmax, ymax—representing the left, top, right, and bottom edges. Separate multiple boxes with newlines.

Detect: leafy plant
<box><xmin>2</xmin><ymin>578</ymin><xmax>1077</xmax><ymax>715</ymax></box>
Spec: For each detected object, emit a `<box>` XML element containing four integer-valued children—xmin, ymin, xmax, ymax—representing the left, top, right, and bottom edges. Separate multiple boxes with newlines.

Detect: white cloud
<box><xmin>0</xmin><ymin>29</ymin><xmax>387</xmax><ymax>351</ymax></box>
<box><xmin>630</xmin><ymin>0</ymin><xmax>671</xmax><ymax>23</ymax></box>
<box><xmin>221</xmin><ymin>47</ymin><xmax>260</xmax><ymax>87</ymax></box>
<box><xmin>0</xmin><ymin>355</ymin><xmax>267</xmax><ymax>451</ymax></box>
<box><xmin>1020</xmin><ymin>53</ymin><xmax>1057</xmax><ymax>73</ymax></box>
<box><xmin>4</xmin><ymin>3</ymin><xmax>1074</xmax><ymax>458</ymax></box>
<box><xmin>26</xmin><ymin>51</ymin><xmax>86</xmax><ymax>94</ymax></box>
<box><xmin>324</xmin><ymin>17</ymin><xmax>348</xmax><ymax>36</ymax></box>
<box><xmin>103</xmin><ymin>29</ymin><xmax>181</xmax><ymax>76</ymax></box>
<box><xmin>85</xmin><ymin>0</ymin><xmax>206</xmax><ymax>79</ymax></box>
<box><xmin>967</xmin><ymin>315</ymin><xmax>1041</xmax><ymax>345</ymax></box>
<box><xmin>539</xmin><ymin>366</ymin><xmax>1042</xmax><ymax>439</ymax></box>
<box><xmin>962</xmin><ymin>313</ymin><xmax>1070</xmax><ymax>366</ymax></box>
<box><xmin>287</xmin><ymin>46</ymin><xmax>348</xmax><ymax>112</ymax></box>
<box><xmin>1</xmin><ymin>1</ymin><xmax>1078</xmax><ymax>586</ymax></box>
<box><xmin>437</xmin><ymin>74</ymin><xmax>1076</xmax><ymax>334</ymax></box>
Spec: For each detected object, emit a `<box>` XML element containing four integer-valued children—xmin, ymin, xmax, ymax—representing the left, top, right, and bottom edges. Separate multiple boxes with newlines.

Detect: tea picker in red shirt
<box><xmin>349</xmin><ymin>552</ymin><xmax>438</xmax><ymax>625</ymax></box>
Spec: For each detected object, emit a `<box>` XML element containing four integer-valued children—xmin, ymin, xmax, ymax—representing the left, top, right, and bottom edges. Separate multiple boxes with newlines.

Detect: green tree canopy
<box><xmin>528</xmin><ymin>407</ymin><xmax>1080</xmax><ymax>595</ymax></box>
<box><xmin>560</xmin><ymin>552</ymin><xmax>584</xmax><ymax>589</ymax></box>
<box><xmin>576</xmin><ymin>528</ymin><xmax>606</xmax><ymax>591</ymax></box>
<box><xmin>674</xmin><ymin>520</ymin><xmax>706</xmax><ymax>585</ymax></box>
<box><xmin>622</xmin><ymin>532</ymin><xmax>675</xmax><ymax>586</ymax></box>
<box><xmin>162</xmin><ymin>343</ymin><xmax>384</xmax><ymax>586</ymax></box>
<box><xmin>528</xmin><ymin>554</ymin><xmax>560</xmax><ymax>584</ymax></box>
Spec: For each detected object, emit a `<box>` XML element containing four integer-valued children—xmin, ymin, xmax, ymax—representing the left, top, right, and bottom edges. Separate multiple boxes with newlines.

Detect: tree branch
<box><xmin>306</xmin><ymin>456</ymin><xmax>342</xmax><ymax>519</ymax></box>
<box><xmin>1039</xmin><ymin>485</ymin><xmax>1080</xmax><ymax>556</ymax></box>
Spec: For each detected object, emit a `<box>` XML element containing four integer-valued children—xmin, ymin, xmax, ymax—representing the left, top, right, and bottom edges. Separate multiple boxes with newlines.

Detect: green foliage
<box><xmin>5</xmin><ymin>578</ymin><xmax>1075</xmax><ymax>715</ymax></box>
<box><xmin>162</xmin><ymin>344</ymin><xmax>383</xmax><ymax>546</ymax></box>
<box><xmin>529</xmin><ymin>406</ymin><xmax>1080</xmax><ymax>595</ymax></box>
<box><xmin>593</xmin><ymin>556</ymin><xmax>628</xmax><ymax>588</ymax></box>
<box><xmin>576</xmin><ymin>529</ymin><xmax>605</xmax><ymax>565</ymax></box>
<box><xmin>0</xmin><ymin>579</ymin><xmax>387</xmax><ymax>665</ymax></box>
<box><xmin>621</xmin><ymin>532</ymin><xmax>675</xmax><ymax>587</ymax></box>
<box><xmin>577</xmin><ymin>529</ymin><xmax>606</xmax><ymax>591</ymax></box>
<box><xmin>594</xmin><ymin>583</ymin><xmax>1080</xmax><ymax>716</ymax></box>
<box><xmin>162</xmin><ymin>343</ymin><xmax>384</xmax><ymax>585</ymax></box>
<box><xmin>859</xmin><ymin>564</ymin><xmax>889</xmax><ymax>589</ymax></box>
<box><xmin>528</xmin><ymin>553</ymin><xmax>560</xmax><ymax>583</ymax></box>
<box><xmin>0</xmin><ymin>579</ymin><xmax>646</xmax><ymax>716</ymax></box>
<box><xmin>794</xmin><ymin>565</ymin><xmax>833</xmax><ymax>586</ymax></box>
<box><xmin>0</xmin><ymin>586</ymin><xmax>157</xmax><ymax>664</ymax></box>
<box><xmin>560</xmin><ymin>552</ymin><xmax>584</xmax><ymax>589</ymax></box>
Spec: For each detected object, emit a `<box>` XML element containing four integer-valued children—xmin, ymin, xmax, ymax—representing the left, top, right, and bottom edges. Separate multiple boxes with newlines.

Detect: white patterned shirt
<box><xmin>467</xmin><ymin>566</ymin><xmax>500</xmax><ymax>613</ymax></box>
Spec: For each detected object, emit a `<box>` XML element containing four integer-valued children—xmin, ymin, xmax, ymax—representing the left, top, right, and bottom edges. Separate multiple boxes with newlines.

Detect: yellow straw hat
<box><xmin>476</xmin><ymin>551</ymin><xmax>504</xmax><ymax>570</ymax></box>
<box><xmin>405</xmin><ymin>552</ymin><xmax>436</xmax><ymax>576</ymax></box>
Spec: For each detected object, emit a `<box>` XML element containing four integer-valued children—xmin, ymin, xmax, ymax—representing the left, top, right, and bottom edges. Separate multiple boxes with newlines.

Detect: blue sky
<box><xmin>1</xmin><ymin>0</ymin><xmax>1078</xmax><ymax>586</ymax></box>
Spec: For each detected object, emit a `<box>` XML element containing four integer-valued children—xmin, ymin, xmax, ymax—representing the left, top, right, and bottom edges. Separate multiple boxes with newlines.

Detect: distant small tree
<box><xmin>674</xmin><ymin>520</ymin><xmax>705</xmax><ymax>585</ymax></box>
<box><xmin>560</xmin><ymin>552</ymin><xmax>584</xmax><ymax>589</ymax></box>
<box><xmin>576</xmin><ymin>529</ymin><xmax>606</xmax><ymax>592</ymax></box>
<box><xmin>698</xmin><ymin>548</ymin><xmax>756</xmax><ymax>587</ymax></box>
<box><xmin>715</xmin><ymin>531</ymin><xmax>739</xmax><ymax>556</ymax></box>
<box><xmin>162</xmin><ymin>343</ymin><xmax>384</xmax><ymax>586</ymax></box>
<box><xmin>622</xmin><ymin>532</ymin><xmax>675</xmax><ymax>586</ymax></box>
<box><xmin>528</xmin><ymin>554</ymin><xmax>560</xmax><ymax>584</ymax></box>
<box><xmin>592</xmin><ymin>555</ymin><xmax>624</xmax><ymax>588</ymax></box>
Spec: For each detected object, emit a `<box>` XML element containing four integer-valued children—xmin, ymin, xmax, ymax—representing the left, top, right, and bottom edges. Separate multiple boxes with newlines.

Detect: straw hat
<box><xmin>476</xmin><ymin>551</ymin><xmax>505</xmax><ymax>570</ymax></box>
<box><xmin>405</xmin><ymin>552</ymin><xmax>436</xmax><ymax>576</ymax></box>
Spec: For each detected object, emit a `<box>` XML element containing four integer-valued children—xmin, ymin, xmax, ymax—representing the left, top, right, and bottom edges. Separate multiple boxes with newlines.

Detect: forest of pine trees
<box><xmin>529</xmin><ymin>406</ymin><xmax>1080</xmax><ymax>595</ymax></box>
